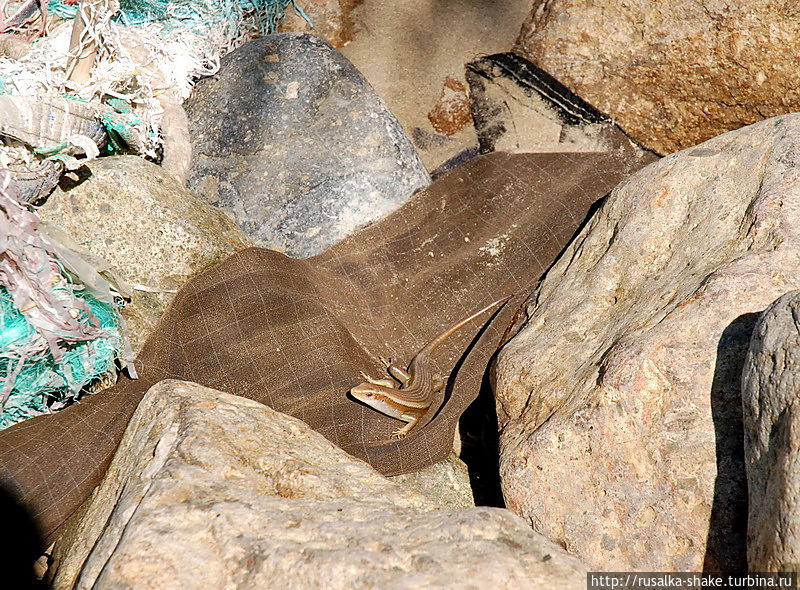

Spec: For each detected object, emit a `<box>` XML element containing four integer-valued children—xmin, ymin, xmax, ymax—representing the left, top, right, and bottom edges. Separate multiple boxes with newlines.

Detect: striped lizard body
<box><xmin>349</xmin><ymin>295</ymin><xmax>511</xmax><ymax>437</ymax></box>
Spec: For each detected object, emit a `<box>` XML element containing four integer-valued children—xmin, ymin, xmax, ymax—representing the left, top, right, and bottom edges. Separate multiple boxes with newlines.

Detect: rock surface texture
<box><xmin>39</xmin><ymin>157</ymin><xmax>252</xmax><ymax>351</ymax></box>
<box><xmin>514</xmin><ymin>0</ymin><xmax>800</xmax><ymax>155</ymax></box>
<box><xmin>742</xmin><ymin>290</ymin><xmax>800</xmax><ymax>572</ymax></box>
<box><xmin>389</xmin><ymin>453</ymin><xmax>475</xmax><ymax>509</ymax></box>
<box><xmin>277</xmin><ymin>0</ymin><xmax>358</xmax><ymax>48</ymax></box>
<box><xmin>50</xmin><ymin>380</ymin><xmax>586</xmax><ymax>589</ymax></box>
<box><xmin>187</xmin><ymin>33</ymin><xmax>430</xmax><ymax>258</ymax></box>
<box><xmin>494</xmin><ymin>115</ymin><xmax>800</xmax><ymax>570</ymax></box>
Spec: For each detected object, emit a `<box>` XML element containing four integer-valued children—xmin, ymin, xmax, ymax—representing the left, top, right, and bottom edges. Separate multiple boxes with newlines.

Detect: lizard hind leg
<box><xmin>432</xmin><ymin>375</ymin><xmax>447</xmax><ymax>392</ymax></box>
<box><xmin>379</xmin><ymin>356</ymin><xmax>410</xmax><ymax>383</ymax></box>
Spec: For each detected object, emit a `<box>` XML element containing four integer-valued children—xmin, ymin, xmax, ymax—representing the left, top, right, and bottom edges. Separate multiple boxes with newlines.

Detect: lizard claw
<box><xmin>379</xmin><ymin>356</ymin><xmax>393</xmax><ymax>368</ymax></box>
<box><xmin>391</xmin><ymin>422</ymin><xmax>416</xmax><ymax>438</ymax></box>
<box><xmin>358</xmin><ymin>371</ymin><xmax>371</xmax><ymax>381</ymax></box>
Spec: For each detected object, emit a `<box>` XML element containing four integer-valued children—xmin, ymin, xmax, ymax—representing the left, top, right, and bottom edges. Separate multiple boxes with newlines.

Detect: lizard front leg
<box><xmin>392</xmin><ymin>413</ymin><xmax>420</xmax><ymax>437</ymax></box>
<box><xmin>389</xmin><ymin>378</ymin><xmax>443</xmax><ymax>438</ymax></box>
<box><xmin>358</xmin><ymin>371</ymin><xmax>397</xmax><ymax>389</ymax></box>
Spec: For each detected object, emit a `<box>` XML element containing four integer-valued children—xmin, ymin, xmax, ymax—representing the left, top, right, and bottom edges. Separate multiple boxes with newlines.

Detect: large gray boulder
<box><xmin>50</xmin><ymin>380</ymin><xmax>586</xmax><ymax>589</ymax></box>
<box><xmin>494</xmin><ymin>115</ymin><xmax>800</xmax><ymax>570</ymax></box>
<box><xmin>742</xmin><ymin>290</ymin><xmax>800</xmax><ymax>572</ymax></box>
<box><xmin>187</xmin><ymin>33</ymin><xmax>430</xmax><ymax>258</ymax></box>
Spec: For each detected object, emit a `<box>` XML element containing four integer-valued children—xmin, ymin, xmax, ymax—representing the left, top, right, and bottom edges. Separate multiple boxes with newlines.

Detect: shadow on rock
<box><xmin>459</xmin><ymin>352</ymin><xmax>505</xmax><ymax>508</ymax></box>
<box><xmin>704</xmin><ymin>313</ymin><xmax>759</xmax><ymax>572</ymax></box>
<box><xmin>55</xmin><ymin>165</ymin><xmax>93</xmax><ymax>193</ymax></box>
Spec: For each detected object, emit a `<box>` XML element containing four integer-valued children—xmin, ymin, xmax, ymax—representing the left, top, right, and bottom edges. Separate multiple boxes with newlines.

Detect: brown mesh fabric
<box><xmin>0</xmin><ymin>150</ymin><xmax>655</xmax><ymax>540</ymax></box>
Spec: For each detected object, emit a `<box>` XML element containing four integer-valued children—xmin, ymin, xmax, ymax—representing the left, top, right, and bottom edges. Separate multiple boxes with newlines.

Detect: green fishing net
<box><xmin>48</xmin><ymin>0</ymin><xmax>309</xmax><ymax>39</ymax></box>
<box><xmin>0</xmin><ymin>0</ymin><xmax>302</xmax><ymax>429</ymax></box>
<box><xmin>0</xmin><ymin>188</ymin><xmax>130</xmax><ymax>431</ymax></box>
<box><xmin>0</xmin><ymin>285</ymin><xmax>124</xmax><ymax>429</ymax></box>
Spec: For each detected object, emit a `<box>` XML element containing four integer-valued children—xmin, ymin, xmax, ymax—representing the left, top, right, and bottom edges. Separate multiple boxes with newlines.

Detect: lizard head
<box><xmin>349</xmin><ymin>384</ymin><xmax>409</xmax><ymax>421</ymax></box>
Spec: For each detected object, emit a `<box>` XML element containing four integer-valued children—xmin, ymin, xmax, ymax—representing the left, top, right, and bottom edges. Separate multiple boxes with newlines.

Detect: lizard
<box><xmin>349</xmin><ymin>295</ymin><xmax>511</xmax><ymax>437</ymax></box>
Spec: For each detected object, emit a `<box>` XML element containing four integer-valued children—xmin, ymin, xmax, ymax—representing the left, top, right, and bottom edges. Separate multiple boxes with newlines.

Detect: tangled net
<box><xmin>0</xmin><ymin>177</ymin><xmax>132</xmax><ymax>428</ymax></box>
<box><xmin>0</xmin><ymin>0</ymin><xmax>307</xmax><ymax>159</ymax></box>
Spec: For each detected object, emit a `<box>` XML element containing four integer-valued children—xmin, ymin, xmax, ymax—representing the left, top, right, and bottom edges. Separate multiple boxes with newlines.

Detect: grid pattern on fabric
<box><xmin>0</xmin><ymin>149</ymin><xmax>656</xmax><ymax>541</ymax></box>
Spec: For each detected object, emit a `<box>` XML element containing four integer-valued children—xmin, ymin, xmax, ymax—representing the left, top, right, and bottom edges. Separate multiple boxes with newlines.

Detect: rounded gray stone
<box><xmin>187</xmin><ymin>32</ymin><xmax>430</xmax><ymax>258</ymax></box>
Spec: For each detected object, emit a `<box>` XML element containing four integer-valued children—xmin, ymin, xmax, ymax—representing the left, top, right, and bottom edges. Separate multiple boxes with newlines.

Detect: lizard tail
<box><xmin>418</xmin><ymin>295</ymin><xmax>512</xmax><ymax>357</ymax></box>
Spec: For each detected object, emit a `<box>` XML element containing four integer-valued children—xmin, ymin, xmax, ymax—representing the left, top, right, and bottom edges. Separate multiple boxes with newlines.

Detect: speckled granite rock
<box><xmin>187</xmin><ymin>32</ymin><xmax>430</xmax><ymax>258</ymax></box>
<box><xmin>390</xmin><ymin>452</ymin><xmax>474</xmax><ymax>509</ymax></box>
<box><xmin>515</xmin><ymin>0</ymin><xmax>800</xmax><ymax>155</ymax></box>
<box><xmin>50</xmin><ymin>380</ymin><xmax>586</xmax><ymax>589</ymax></box>
<box><xmin>494</xmin><ymin>115</ymin><xmax>800</xmax><ymax>571</ymax></box>
<box><xmin>742</xmin><ymin>291</ymin><xmax>800</xmax><ymax>572</ymax></box>
<box><xmin>39</xmin><ymin>157</ymin><xmax>252</xmax><ymax>352</ymax></box>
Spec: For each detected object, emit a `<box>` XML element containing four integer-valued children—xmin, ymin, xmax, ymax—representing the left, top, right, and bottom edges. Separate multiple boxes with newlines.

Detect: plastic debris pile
<box><xmin>0</xmin><ymin>0</ymin><xmax>306</xmax><ymax>173</ymax></box>
<box><xmin>0</xmin><ymin>0</ymin><xmax>305</xmax><ymax>427</ymax></box>
<box><xmin>0</xmin><ymin>177</ymin><xmax>131</xmax><ymax>428</ymax></box>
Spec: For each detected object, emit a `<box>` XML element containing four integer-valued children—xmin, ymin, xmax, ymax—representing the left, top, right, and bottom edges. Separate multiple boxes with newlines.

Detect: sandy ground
<box><xmin>339</xmin><ymin>0</ymin><xmax>532</xmax><ymax>171</ymax></box>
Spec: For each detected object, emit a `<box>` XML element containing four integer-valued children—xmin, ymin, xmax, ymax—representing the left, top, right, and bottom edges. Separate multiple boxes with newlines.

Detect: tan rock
<box><xmin>494</xmin><ymin>115</ymin><xmax>800</xmax><ymax>570</ymax></box>
<box><xmin>465</xmin><ymin>52</ymin><xmax>643</xmax><ymax>156</ymax></box>
<box><xmin>427</xmin><ymin>76</ymin><xmax>473</xmax><ymax>137</ymax></box>
<box><xmin>742</xmin><ymin>291</ymin><xmax>800</xmax><ymax>572</ymax></box>
<box><xmin>514</xmin><ymin>0</ymin><xmax>800</xmax><ymax>155</ymax></box>
<box><xmin>39</xmin><ymin>157</ymin><xmax>252</xmax><ymax>351</ymax></box>
<box><xmin>277</xmin><ymin>0</ymin><xmax>359</xmax><ymax>48</ymax></box>
<box><xmin>50</xmin><ymin>380</ymin><xmax>587</xmax><ymax>589</ymax></box>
